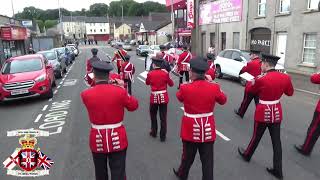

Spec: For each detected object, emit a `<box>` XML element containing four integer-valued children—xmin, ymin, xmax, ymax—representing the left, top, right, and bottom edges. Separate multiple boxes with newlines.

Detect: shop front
<box><xmin>0</xmin><ymin>26</ymin><xmax>28</xmax><ymax>62</ymax></box>
<box><xmin>249</xmin><ymin>28</ymin><xmax>272</xmax><ymax>54</ymax></box>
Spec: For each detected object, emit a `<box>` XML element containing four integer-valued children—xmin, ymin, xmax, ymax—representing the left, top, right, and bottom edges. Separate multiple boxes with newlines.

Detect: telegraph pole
<box><xmin>170</xmin><ymin>0</ymin><xmax>175</xmax><ymax>42</ymax></box>
<box><xmin>58</xmin><ymin>0</ymin><xmax>63</xmax><ymax>42</ymax></box>
<box><xmin>11</xmin><ymin>0</ymin><xmax>15</xmax><ymax>18</ymax></box>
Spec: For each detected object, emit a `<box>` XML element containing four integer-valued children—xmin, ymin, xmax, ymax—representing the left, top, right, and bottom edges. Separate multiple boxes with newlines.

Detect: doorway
<box><xmin>276</xmin><ymin>33</ymin><xmax>287</xmax><ymax>67</ymax></box>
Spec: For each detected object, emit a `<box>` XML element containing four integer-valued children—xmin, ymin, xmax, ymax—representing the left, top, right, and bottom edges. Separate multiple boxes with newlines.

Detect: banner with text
<box><xmin>187</xmin><ymin>0</ymin><xmax>195</xmax><ymax>29</ymax></box>
<box><xmin>199</xmin><ymin>0</ymin><xmax>243</xmax><ymax>25</ymax></box>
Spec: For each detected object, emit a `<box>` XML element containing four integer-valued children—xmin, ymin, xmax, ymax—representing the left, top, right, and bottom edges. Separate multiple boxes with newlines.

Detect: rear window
<box><xmin>218</xmin><ymin>51</ymin><xmax>226</xmax><ymax>57</ymax></box>
<box><xmin>1</xmin><ymin>59</ymin><xmax>43</xmax><ymax>74</ymax></box>
<box><xmin>223</xmin><ymin>51</ymin><xmax>233</xmax><ymax>59</ymax></box>
<box><xmin>39</xmin><ymin>52</ymin><xmax>56</xmax><ymax>60</ymax></box>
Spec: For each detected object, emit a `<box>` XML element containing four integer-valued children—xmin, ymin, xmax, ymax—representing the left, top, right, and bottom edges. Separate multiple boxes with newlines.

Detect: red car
<box><xmin>0</xmin><ymin>54</ymin><xmax>56</xmax><ymax>102</ymax></box>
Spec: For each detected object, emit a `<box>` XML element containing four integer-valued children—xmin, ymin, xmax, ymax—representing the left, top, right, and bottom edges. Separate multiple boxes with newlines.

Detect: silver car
<box><xmin>37</xmin><ymin>50</ymin><xmax>67</xmax><ymax>78</ymax></box>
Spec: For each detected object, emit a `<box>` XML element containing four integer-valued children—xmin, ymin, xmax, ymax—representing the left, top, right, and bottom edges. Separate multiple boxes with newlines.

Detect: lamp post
<box><xmin>58</xmin><ymin>0</ymin><xmax>63</xmax><ymax>42</ymax></box>
<box><xmin>11</xmin><ymin>0</ymin><xmax>15</xmax><ymax>18</ymax></box>
<box><xmin>170</xmin><ymin>0</ymin><xmax>175</xmax><ymax>42</ymax></box>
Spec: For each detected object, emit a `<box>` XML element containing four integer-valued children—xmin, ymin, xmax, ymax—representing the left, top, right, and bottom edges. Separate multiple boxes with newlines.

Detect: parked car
<box><xmin>214</xmin><ymin>49</ymin><xmax>285</xmax><ymax>85</ymax></box>
<box><xmin>123</xmin><ymin>43</ymin><xmax>133</xmax><ymax>51</ymax></box>
<box><xmin>0</xmin><ymin>54</ymin><xmax>56</xmax><ymax>102</ymax></box>
<box><xmin>66</xmin><ymin>44</ymin><xmax>79</xmax><ymax>56</ymax></box>
<box><xmin>37</xmin><ymin>50</ymin><xmax>67</xmax><ymax>78</ymax></box>
<box><xmin>130</xmin><ymin>40</ymin><xmax>137</xmax><ymax>46</ymax></box>
<box><xmin>136</xmin><ymin>45</ymin><xmax>150</xmax><ymax>56</ymax></box>
<box><xmin>110</xmin><ymin>41</ymin><xmax>117</xmax><ymax>47</ymax></box>
<box><xmin>115</xmin><ymin>42</ymin><xmax>125</xmax><ymax>49</ymax></box>
<box><xmin>66</xmin><ymin>46</ymin><xmax>76</xmax><ymax>61</ymax></box>
<box><xmin>53</xmin><ymin>47</ymin><xmax>73</xmax><ymax>65</ymax></box>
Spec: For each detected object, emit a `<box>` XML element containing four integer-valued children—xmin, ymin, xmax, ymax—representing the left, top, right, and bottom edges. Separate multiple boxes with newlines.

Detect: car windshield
<box><xmin>39</xmin><ymin>52</ymin><xmax>56</xmax><ymax>60</ymax></box>
<box><xmin>241</xmin><ymin>51</ymin><xmax>251</xmax><ymax>61</ymax></box>
<box><xmin>56</xmin><ymin>48</ymin><xmax>65</xmax><ymax>54</ymax></box>
<box><xmin>1</xmin><ymin>59</ymin><xmax>43</xmax><ymax>74</ymax></box>
<box><xmin>153</xmin><ymin>46</ymin><xmax>160</xmax><ymax>50</ymax></box>
<box><xmin>140</xmin><ymin>45</ymin><xmax>149</xmax><ymax>49</ymax></box>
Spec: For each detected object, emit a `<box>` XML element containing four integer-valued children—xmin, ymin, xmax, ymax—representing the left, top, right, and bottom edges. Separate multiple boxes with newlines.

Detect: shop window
<box><xmin>258</xmin><ymin>0</ymin><xmax>266</xmax><ymax>16</ymax></box>
<box><xmin>279</xmin><ymin>0</ymin><xmax>290</xmax><ymax>13</ymax></box>
<box><xmin>210</xmin><ymin>33</ymin><xmax>215</xmax><ymax>48</ymax></box>
<box><xmin>302</xmin><ymin>33</ymin><xmax>317</xmax><ymax>64</ymax></box>
<box><xmin>308</xmin><ymin>0</ymin><xmax>320</xmax><ymax>10</ymax></box>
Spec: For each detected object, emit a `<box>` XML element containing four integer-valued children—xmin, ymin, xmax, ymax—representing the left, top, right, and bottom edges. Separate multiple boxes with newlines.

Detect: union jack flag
<box><xmin>37</xmin><ymin>151</ymin><xmax>54</xmax><ymax>170</ymax></box>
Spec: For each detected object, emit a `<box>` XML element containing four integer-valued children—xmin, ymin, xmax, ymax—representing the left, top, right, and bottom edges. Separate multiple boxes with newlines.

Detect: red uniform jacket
<box><xmin>177</xmin><ymin>51</ymin><xmax>192</xmax><ymax>71</ymax></box>
<box><xmin>86</xmin><ymin>56</ymin><xmax>101</xmax><ymax>73</ymax></box>
<box><xmin>311</xmin><ymin>73</ymin><xmax>320</xmax><ymax>112</ymax></box>
<box><xmin>161</xmin><ymin>51</ymin><xmax>175</xmax><ymax>64</ymax></box>
<box><xmin>248</xmin><ymin>70</ymin><xmax>294</xmax><ymax>123</ymax></box>
<box><xmin>241</xmin><ymin>57</ymin><xmax>262</xmax><ymax>92</ymax></box>
<box><xmin>206</xmin><ymin>61</ymin><xmax>216</xmax><ymax>81</ymax></box>
<box><xmin>146</xmin><ymin>68</ymin><xmax>174</xmax><ymax>104</ymax></box>
<box><xmin>176</xmin><ymin>80</ymin><xmax>227</xmax><ymax>142</ymax></box>
<box><xmin>81</xmin><ymin>83</ymin><xmax>139</xmax><ymax>153</ymax></box>
<box><xmin>121</xmin><ymin>62</ymin><xmax>135</xmax><ymax>81</ymax></box>
<box><xmin>112</xmin><ymin>49</ymin><xmax>127</xmax><ymax>68</ymax></box>
<box><xmin>85</xmin><ymin>73</ymin><xmax>121</xmax><ymax>87</ymax></box>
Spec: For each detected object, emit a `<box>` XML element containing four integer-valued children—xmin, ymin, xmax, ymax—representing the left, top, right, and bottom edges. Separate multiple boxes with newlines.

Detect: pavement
<box><xmin>0</xmin><ymin>45</ymin><xmax>319</xmax><ymax>180</ymax></box>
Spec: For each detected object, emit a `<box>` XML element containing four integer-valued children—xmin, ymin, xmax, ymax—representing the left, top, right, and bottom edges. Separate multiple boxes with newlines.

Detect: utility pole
<box><xmin>58</xmin><ymin>0</ymin><xmax>63</xmax><ymax>42</ymax></box>
<box><xmin>170</xmin><ymin>0</ymin><xmax>175</xmax><ymax>42</ymax></box>
<box><xmin>11</xmin><ymin>0</ymin><xmax>15</xmax><ymax>18</ymax></box>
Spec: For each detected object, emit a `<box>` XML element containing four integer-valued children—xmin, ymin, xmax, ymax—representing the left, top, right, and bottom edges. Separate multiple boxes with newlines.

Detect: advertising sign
<box><xmin>0</xmin><ymin>26</ymin><xmax>27</xmax><ymax>40</ymax></box>
<box><xmin>22</xmin><ymin>21</ymin><xmax>33</xmax><ymax>27</ymax></box>
<box><xmin>199</xmin><ymin>0</ymin><xmax>243</xmax><ymax>25</ymax></box>
<box><xmin>187</xmin><ymin>0</ymin><xmax>195</xmax><ymax>29</ymax></box>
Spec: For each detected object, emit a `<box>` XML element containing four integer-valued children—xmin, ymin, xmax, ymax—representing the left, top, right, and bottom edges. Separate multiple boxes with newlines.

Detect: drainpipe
<box><xmin>245</xmin><ymin>0</ymin><xmax>249</xmax><ymax>50</ymax></box>
<box><xmin>272</xmin><ymin>0</ymin><xmax>277</xmax><ymax>54</ymax></box>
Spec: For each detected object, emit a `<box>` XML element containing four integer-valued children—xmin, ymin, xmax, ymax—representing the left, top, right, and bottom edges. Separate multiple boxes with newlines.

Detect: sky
<box><xmin>0</xmin><ymin>0</ymin><xmax>166</xmax><ymax>17</ymax></box>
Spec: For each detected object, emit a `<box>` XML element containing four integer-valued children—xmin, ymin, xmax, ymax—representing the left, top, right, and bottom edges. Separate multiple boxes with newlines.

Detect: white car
<box><xmin>214</xmin><ymin>49</ymin><xmax>285</xmax><ymax>85</ymax></box>
<box><xmin>123</xmin><ymin>43</ymin><xmax>132</xmax><ymax>51</ymax></box>
<box><xmin>66</xmin><ymin>44</ymin><xmax>79</xmax><ymax>56</ymax></box>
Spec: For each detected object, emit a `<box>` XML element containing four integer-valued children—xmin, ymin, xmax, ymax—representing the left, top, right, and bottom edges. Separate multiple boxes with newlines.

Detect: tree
<box><xmin>44</xmin><ymin>20</ymin><xmax>58</xmax><ymax>29</ymax></box>
<box><xmin>36</xmin><ymin>20</ymin><xmax>44</xmax><ymax>33</ymax></box>
<box><xmin>88</xmin><ymin>3</ymin><xmax>109</xmax><ymax>17</ymax></box>
<box><xmin>109</xmin><ymin>1</ymin><xmax>122</xmax><ymax>17</ymax></box>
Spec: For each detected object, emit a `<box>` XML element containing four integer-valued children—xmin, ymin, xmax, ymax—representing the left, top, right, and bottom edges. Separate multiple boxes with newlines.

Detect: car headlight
<box><xmin>35</xmin><ymin>74</ymin><xmax>46</xmax><ymax>82</ymax></box>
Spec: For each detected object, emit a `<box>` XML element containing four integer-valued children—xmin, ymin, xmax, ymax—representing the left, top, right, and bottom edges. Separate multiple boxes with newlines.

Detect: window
<box><xmin>279</xmin><ymin>0</ymin><xmax>290</xmax><ymax>13</ymax></box>
<box><xmin>308</xmin><ymin>0</ymin><xmax>320</xmax><ymax>10</ymax></box>
<box><xmin>100</xmin><ymin>29</ymin><xmax>102</xmax><ymax>32</ymax></box>
<box><xmin>302</xmin><ymin>33</ymin><xmax>317</xmax><ymax>64</ymax></box>
<box><xmin>210</xmin><ymin>33</ymin><xmax>215</xmax><ymax>47</ymax></box>
<box><xmin>94</xmin><ymin>29</ymin><xmax>96</xmax><ymax>32</ymax></box>
<box><xmin>221</xmin><ymin>32</ymin><xmax>226</xmax><ymax>50</ymax></box>
<box><xmin>231</xmin><ymin>52</ymin><xmax>241</xmax><ymax>61</ymax></box>
<box><xmin>128</xmin><ymin>29</ymin><xmax>130</xmax><ymax>34</ymax></box>
<box><xmin>233</xmin><ymin>32</ymin><xmax>240</xmax><ymax>49</ymax></box>
<box><xmin>258</xmin><ymin>0</ymin><xmax>266</xmax><ymax>16</ymax></box>
<box><xmin>90</xmin><ymin>29</ymin><xmax>92</xmax><ymax>32</ymax></box>
<box><xmin>224</xmin><ymin>51</ymin><xmax>233</xmax><ymax>59</ymax></box>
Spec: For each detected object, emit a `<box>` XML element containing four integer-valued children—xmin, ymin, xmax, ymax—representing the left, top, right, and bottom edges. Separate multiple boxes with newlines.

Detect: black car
<box><xmin>136</xmin><ymin>45</ymin><xmax>150</xmax><ymax>56</ymax></box>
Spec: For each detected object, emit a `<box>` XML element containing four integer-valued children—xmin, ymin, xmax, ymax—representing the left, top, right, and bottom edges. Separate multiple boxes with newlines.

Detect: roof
<box><xmin>85</xmin><ymin>16</ymin><xmax>108</xmax><ymax>23</ymax></box>
<box><xmin>10</xmin><ymin>54</ymin><xmax>43</xmax><ymax>60</ymax></box>
<box><xmin>61</xmin><ymin>16</ymin><xmax>86</xmax><ymax>22</ymax></box>
<box><xmin>142</xmin><ymin>20</ymin><xmax>172</xmax><ymax>31</ymax></box>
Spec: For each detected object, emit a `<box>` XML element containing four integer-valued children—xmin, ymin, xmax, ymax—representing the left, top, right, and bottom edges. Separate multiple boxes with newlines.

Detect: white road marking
<box><xmin>34</xmin><ymin>114</ymin><xmax>43</xmax><ymax>123</ymax></box>
<box><xmin>138</xmin><ymin>57</ymin><xmax>145</xmax><ymax>61</ymax></box>
<box><xmin>137</xmin><ymin>77</ymin><xmax>146</xmax><ymax>83</ymax></box>
<box><xmin>49</xmin><ymin>98</ymin><xmax>53</xmax><ymax>102</ymax></box>
<box><xmin>59</xmin><ymin>82</ymin><xmax>63</xmax><ymax>85</ymax></box>
<box><xmin>295</xmin><ymin>88</ymin><xmax>320</xmax><ymax>96</ymax></box>
<box><xmin>57</xmin><ymin>85</ymin><xmax>61</xmax><ymax>89</ymax></box>
<box><xmin>179</xmin><ymin>107</ymin><xmax>231</xmax><ymax>141</ymax></box>
<box><xmin>139</xmin><ymin>71</ymin><xmax>148</xmax><ymax>79</ymax></box>
<box><xmin>216</xmin><ymin>130</ymin><xmax>231</xmax><ymax>141</ymax></box>
<box><xmin>54</xmin><ymin>90</ymin><xmax>58</xmax><ymax>94</ymax></box>
<box><xmin>42</xmin><ymin>105</ymin><xmax>48</xmax><ymax>111</ymax></box>
<box><xmin>63</xmin><ymin>79</ymin><xmax>78</xmax><ymax>86</ymax></box>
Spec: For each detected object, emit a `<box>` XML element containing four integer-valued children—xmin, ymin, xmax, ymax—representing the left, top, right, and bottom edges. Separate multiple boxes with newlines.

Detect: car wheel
<box><xmin>63</xmin><ymin>67</ymin><xmax>67</xmax><ymax>74</ymax></box>
<box><xmin>215</xmin><ymin>65</ymin><xmax>223</xmax><ymax>78</ymax></box>
<box><xmin>240</xmin><ymin>78</ymin><xmax>247</xmax><ymax>86</ymax></box>
<box><xmin>52</xmin><ymin>79</ymin><xmax>57</xmax><ymax>87</ymax></box>
<box><xmin>57</xmin><ymin>69</ymin><xmax>63</xmax><ymax>79</ymax></box>
<box><xmin>44</xmin><ymin>85</ymin><xmax>54</xmax><ymax>99</ymax></box>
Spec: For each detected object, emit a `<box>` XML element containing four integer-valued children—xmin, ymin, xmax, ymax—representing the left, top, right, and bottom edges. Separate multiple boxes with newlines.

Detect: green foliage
<box><xmin>44</xmin><ymin>20</ymin><xmax>58</xmax><ymax>29</ymax></box>
<box><xmin>36</xmin><ymin>20</ymin><xmax>44</xmax><ymax>33</ymax></box>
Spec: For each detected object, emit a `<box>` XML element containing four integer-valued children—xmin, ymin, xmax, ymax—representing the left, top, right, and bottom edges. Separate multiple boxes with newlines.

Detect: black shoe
<box><xmin>238</xmin><ymin>147</ymin><xmax>250</xmax><ymax>162</ymax></box>
<box><xmin>173</xmin><ymin>168</ymin><xmax>181</xmax><ymax>179</ymax></box>
<box><xmin>160</xmin><ymin>137</ymin><xmax>166</xmax><ymax>142</ymax></box>
<box><xmin>234</xmin><ymin>109</ymin><xmax>243</xmax><ymax>118</ymax></box>
<box><xmin>149</xmin><ymin>131</ymin><xmax>157</xmax><ymax>138</ymax></box>
<box><xmin>266</xmin><ymin>168</ymin><xmax>283</xmax><ymax>179</ymax></box>
<box><xmin>294</xmin><ymin>145</ymin><xmax>310</xmax><ymax>156</ymax></box>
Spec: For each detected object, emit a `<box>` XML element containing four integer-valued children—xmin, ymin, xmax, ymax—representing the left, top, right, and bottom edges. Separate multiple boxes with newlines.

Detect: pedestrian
<box><xmin>205</xmin><ymin>53</ymin><xmax>216</xmax><ymax>81</ymax></box>
<box><xmin>173</xmin><ymin>56</ymin><xmax>227</xmax><ymax>180</ymax></box>
<box><xmin>85</xmin><ymin>39</ymin><xmax>87</xmax><ymax>45</ymax></box>
<box><xmin>235</xmin><ymin>50</ymin><xmax>262</xmax><ymax>118</ymax></box>
<box><xmin>112</xmin><ymin>44</ymin><xmax>127</xmax><ymax>74</ymax></box>
<box><xmin>238</xmin><ymin>53</ymin><xmax>294</xmax><ymax>180</ymax></box>
<box><xmin>295</xmin><ymin>72</ymin><xmax>320</xmax><ymax>156</ymax></box>
<box><xmin>95</xmin><ymin>40</ymin><xmax>98</xmax><ymax>45</ymax></box>
<box><xmin>81</xmin><ymin>60</ymin><xmax>139</xmax><ymax>180</ymax></box>
<box><xmin>121</xmin><ymin>55</ymin><xmax>135</xmax><ymax>95</ymax></box>
<box><xmin>177</xmin><ymin>45</ymin><xmax>192</xmax><ymax>89</ymax></box>
<box><xmin>146</xmin><ymin>57</ymin><xmax>174</xmax><ymax>142</ymax></box>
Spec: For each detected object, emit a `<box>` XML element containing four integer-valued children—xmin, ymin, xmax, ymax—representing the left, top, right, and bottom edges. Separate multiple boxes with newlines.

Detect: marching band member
<box><xmin>205</xmin><ymin>53</ymin><xmax>216</xmax><ymax>81</ymax></box>
<box><xmin>177</xmin><ymin>45</ymin><xmax>192</xmax><ymax>89</ymax></box>
<box><xmin>174</xmin><ymin>56</ymin><xmax>227</xmax><ymax>180</ymax></box>
<box><xmin>146</xmin><ymin>57</ymin><xmax>174</xmax><ymax>142</ymax></box>
<box><xmin>238</xmin><ymin>53</ymin><xmax>294</xmax><ymax>180</ymax></box>
<box><xmin>121</xmin><ymin>55</ymin><xmax>135</xmax><ymax>95</ymax></box>
<box><xmin>112</xmin><ymin>44</ymin><xmax>127</xmax><ymax>74</ymax></box>
<box><xmin>81</xmin><ymin>60</ymin><xmax>139</xmax><ymax>180</ymax></box>
<box><xmin>235</xmin><ymin>50</ymin><xmax>262</xmax><ymax>118</ymax></box>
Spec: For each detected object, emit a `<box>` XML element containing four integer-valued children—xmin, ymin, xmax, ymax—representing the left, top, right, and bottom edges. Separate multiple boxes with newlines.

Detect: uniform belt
<box><xmin>184</xmin><ymin>112</ymin><xmax>213</xmax><ymax>118</ymax></box>
<box><xmin>91</xmin><ymin>122</ymin><xmax>123</xmax><ymax>129</ymax></box>
<box><xmin>182</xmin><ymin>62</ymin><xmax>190</xmax><ymax>65</ymax></box>
<box><xmin>151</xmin><ymin>90</ymin><xmax>167</xmax><ymax>95</ymax></box>
<box><xmin>259</xmin><ymin>99</ymin><xmax>280</xmax><ymax>105</ymax></box>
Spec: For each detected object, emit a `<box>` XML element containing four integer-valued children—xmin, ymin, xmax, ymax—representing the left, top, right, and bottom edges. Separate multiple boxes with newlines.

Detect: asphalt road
<box><xmin>0</xmin><ymin>44</ymin><xmax>319</xmax><ymax>180</ymax></box>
